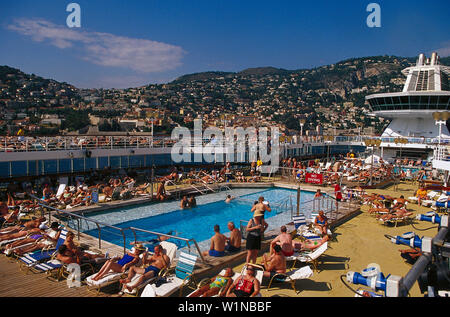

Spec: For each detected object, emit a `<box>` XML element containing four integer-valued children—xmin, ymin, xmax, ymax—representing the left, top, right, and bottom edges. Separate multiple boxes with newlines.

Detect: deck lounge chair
<box><xmin>292</xmin><ymin>214</ymin><xmax>307</xmax><ymax>229</ymax></box>
<box><xmin>34</xmin><ymin>251</ymin><xmax>101</xmax><ymax>282</ymax></box>
<box><xmin>122</xmin><ymin>241</ymin><xmax>178</xmax><ymax>296</ymax></box>
<box><xmin>266</xmin><ymin>265</ymin><xmax>313</xmax><ymax>294</ymax></box>
<box><xmin>17</xmin><ymin>229</ymin><xmax>68</xmax><ymax>272</ymax></box>
<box><xmin>85</xmin><ymin>248</ymin><xmax>147</xmax><ymax>295</ymax></box>
<box><xmin>55</xmin><ymin>183</ymin><xmax>66</xmax><ymax>200</ymax></box>
<box><xmin>378</xmin><ymin>214</ymin><xmax>413</xmax><ymax>227</ymax></box>
<box><xmin>186</xmin><ymin>268</ymin><xmax>240</xmax><ymax>297</ymax></box>
<box><xmin>140</xmin><ymin>251</ymin><xmax>198</xmax><ymax>297</ymax></box>
<box><xmin>285</xmin><ymin>242</ymin><xmax>328</xmax><ymax>272</ymax></box>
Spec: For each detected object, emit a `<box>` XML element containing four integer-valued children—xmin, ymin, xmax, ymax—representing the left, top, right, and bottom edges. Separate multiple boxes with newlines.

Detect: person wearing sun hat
<box><xmin>245</xmin><ymin>207</ymin><xmax>268</xmax><ymax>264</ymax></box>
<box><xmin>251</xmin><ymin>196</ymin><xmax>271</xmax><ymax>219</ymax></box>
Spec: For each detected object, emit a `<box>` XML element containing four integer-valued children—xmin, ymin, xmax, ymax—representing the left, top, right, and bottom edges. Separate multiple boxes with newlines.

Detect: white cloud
<box><xmin>434</xmin><ymin>41</ymin><xmax>450</xmax><ymax>58</ymax></box>
<box><xmin>7</xmin><ymin>18</ymin><xmax>185</xmax><ymax>73</ymax></box>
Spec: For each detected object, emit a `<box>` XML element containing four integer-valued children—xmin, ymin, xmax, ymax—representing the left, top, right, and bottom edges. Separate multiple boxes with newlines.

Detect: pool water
<box><xmin>81</xmin><ymin>187</ymin><xmax>317</xmax><ymax>252</ymax></box>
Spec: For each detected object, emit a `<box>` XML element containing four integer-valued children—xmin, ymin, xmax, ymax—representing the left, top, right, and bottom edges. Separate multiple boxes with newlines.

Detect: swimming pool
<box><xmin>81</xmin><ymin>187</ymin><xmax>318</xmax><ymax>252</ymax></box>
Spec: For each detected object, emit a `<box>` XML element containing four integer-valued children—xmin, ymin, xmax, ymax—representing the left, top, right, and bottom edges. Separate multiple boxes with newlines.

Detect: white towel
<box><xmin>289</xmin><ymin>266</ymin><xmax>313</xmax><ymax>280</ymax></box>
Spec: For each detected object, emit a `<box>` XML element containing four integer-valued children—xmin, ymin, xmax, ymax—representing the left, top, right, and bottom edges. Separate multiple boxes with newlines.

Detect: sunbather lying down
<box><xmin>189</xmin><ymin>268</ymin><xmax>234</xmax><ymax>297</ymax></box>
<box><xmin>292</xmin><ymin>235</ymin><xmax>328</xmax><ymax>252</ymax></box>
<box><xmin>376</xmin><ymin>208</ymin><xmax>413</xmax><ymax>221</ymax></box>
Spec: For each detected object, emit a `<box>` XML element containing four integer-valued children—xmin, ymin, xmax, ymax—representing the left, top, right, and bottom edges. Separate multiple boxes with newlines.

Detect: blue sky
<box><xmin>1</xmin><ymin>0</ymin><xmax>450</xmax><ymax>88</ymax></box>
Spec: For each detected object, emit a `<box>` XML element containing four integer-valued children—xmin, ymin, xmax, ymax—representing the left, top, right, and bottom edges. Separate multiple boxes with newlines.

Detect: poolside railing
<box><xmin>127</xmin><ymin>227</ymin><xmax>206</xmax><ymax>263</ymax></box>
<box><xmin>28</xmin><ymin>193</ymin><xmax>208</xmax><ymax>263</ymax></box>
<box><xmin>2</xmin><ymin>134</ymin><xmax>449</xmax><ymax>153</ymax></box>
<box><xmin>29</xmin><ymin>194</ymin><xmax>128</xmax><ymax>254</ymax></box>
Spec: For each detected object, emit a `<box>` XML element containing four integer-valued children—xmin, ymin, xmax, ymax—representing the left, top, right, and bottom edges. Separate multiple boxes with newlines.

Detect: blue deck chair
<box><xmin>292</xmin><ymin>214</ymin><xmax>306</xmax><ymax>229</ymax></box>
<box><xmin>141</xmin><ymin>251</ymin><xmax>198</xmax><ymax>297</ymax></box>
<box><xmin>18</xmin><ymin>229</ymin><xmax>68</xmax><ymax>272</ymax></box>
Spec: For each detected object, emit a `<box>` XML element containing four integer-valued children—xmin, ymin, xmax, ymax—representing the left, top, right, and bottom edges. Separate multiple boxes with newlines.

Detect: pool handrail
<box><xmin>28</xmin><ymin>193</ymin><xmax>208</xmax><ymax>263</ymax></box>
<box><xmin>28</xmin><ymin>193</ymin><xmax>128</xmax><ymax>253</ymax></box>
<box><xmin>127</xmin><ymin>227</ymin><xmax>207</xmax><ymax>263</ymax></box>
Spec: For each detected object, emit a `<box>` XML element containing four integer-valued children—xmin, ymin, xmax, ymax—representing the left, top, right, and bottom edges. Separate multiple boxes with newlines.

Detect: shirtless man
<box><xmin>180</xmin><ymin>196</ymin><xmax>189</xmax><ymax>209</ymax></box>
<box><xmin>262</xmin><ymin>244</ymin><xmax>286</xmax><ymax>279</ymax></box>
<box><xmin>270</xmin><ymin>226</ymin><xmax>294</xmax><ymax>257</ymax></box>
<box><xmin>119</xmin><ymin>244</ymin><xmax>170</xmax><ymax>293</ymax></box>
<box><xmin>63</xmin><ymin>231</ymin><xmax>103</xmax><ymax>262</ymax></box>
<box><xmin>225</xmin><ymin>195</ymin><xmax>235</xmax><ymax>203</ymax></box>
<box><xmin>202</xmin><ymin>225</ymin><xmax>227</xmax><ymax>257</ymax></box>
<box><xmin>392</xmin><ymin>195</ymin><xmax>407</xmax><ymax>210</ymax></box>
<box><xmin>225</xmin><ymin>222</ymin><xmax>241</xmax><ymax>253</ymax></box>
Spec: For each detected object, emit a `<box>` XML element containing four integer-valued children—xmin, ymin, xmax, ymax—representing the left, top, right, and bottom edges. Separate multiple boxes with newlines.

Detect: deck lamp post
<box><xmin>299</xmin><ymin>118</ymin><xmax>306</xmax><ymax>142</ymax></box>
<box><xmin>394</xmin><ymin>137</ymin><xmax>408</xmax><ymax>160</ymax></box>
<box><xmin>364</xmin><ymin>138</ymin><xmax>382</xmax><ymax>186</ymax></box>
<box><xmin>432</xmin><ymin>112</ymin><xmax>450</xmax><ymax>160</ymax></box>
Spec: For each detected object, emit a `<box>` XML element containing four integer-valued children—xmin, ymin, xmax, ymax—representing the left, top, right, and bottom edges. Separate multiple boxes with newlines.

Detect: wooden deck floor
<box><xmin>0</xmin><ymin>255</ymin><xmax>99</xmax><ymax>297</ymax></box>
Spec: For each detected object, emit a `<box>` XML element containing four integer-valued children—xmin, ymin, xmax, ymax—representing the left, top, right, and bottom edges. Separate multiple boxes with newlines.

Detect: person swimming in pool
<box><xmin>202</xmin><ymin>224</ymin><xmax>227</xmax><ymax>258</ymax></box>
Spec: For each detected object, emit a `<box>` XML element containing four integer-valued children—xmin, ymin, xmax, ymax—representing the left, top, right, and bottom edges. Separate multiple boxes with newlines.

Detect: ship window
<box><xmin>98</xmin><ymin>157</ymin><xmax>108</xmax><ymax>169</ymax></box>
<box><xmin>400</xmin><ymin>96</ymin><xmax>409</xmax><ymax>104</ymax></box>
<box><xmin>85</xmin><ymin>157</ymin><xmax>97</xmax><ymax>170</ymax></box>
<box><xmin>110</xmin><ymin>156</ymin><xmax>120</xmax><ymax>169</ymax></box>
<box><xmin>59</xmin><ymin>159</ymin><xmax>71</xmax><ymax>173</ymax></box>
<box><xmin>121</xmin><ymin>156</ymin><xmax>129</xmax><ymax>168</ymax></box>
<box><xmin>72</xmin><ymin>158</ymin><xmax>85</xmax><ymax>172</ymax></box>
<box><xmin>28</xmin><ymin>161</ymin><xmax>37</xmax><ymax>176</ymax></box>
<box><xmin>410</xmin><ymin>96</ymin><xmax>420</xmax><ymax>105</ymax></box>
<box><xmin>44</xmin><ymin>160</ymin><xmax>57</xmax><ymax>174</ymax></box>
<box><xmin>429</xmin><ymin>96</ymin><xmax>438</xmax><ymax>109</ymax></box>
<box><xmin>0</xmin><ymin>162</ymin><xmax>9</xmax><ymax>177</ymax></box>
<box><xmin>438</xmin><ymin>96</ymin><xmax>449</xmax><ymax>109</ymax></box>
<box><xmin>11</xmin><ymin>161</ymin><xmax>27</xmax><ymax>177</ymax></box>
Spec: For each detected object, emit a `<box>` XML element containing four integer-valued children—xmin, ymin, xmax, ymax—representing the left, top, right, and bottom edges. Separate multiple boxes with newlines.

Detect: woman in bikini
<box><xmin>314</xmin><ymin>211</ymin><xmax>329</xmax><ymax>236</ymax></box>
<box><xmin>91</xmin><ymin>244</ymin><xmax>145</xmax><ymax>281</ymax></box>
<box><xmin>190</xmin><ymin>268</ymin><xmax>234</xmax><ymax>297</ymax></box>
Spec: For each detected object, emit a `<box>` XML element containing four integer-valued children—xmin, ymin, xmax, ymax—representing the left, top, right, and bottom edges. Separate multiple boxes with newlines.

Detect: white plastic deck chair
<box><xmin>123</xmin><ymin>241</ymin><xmax>178</xmax><ymax>296</ymax></box>
<box><xmin>55</xmin><ymin>183</ymin><xmax>66</xmax><ymax>199</ymax></box>
<box><xmin>310</xmin><ymin>211</ymin><xmax>319</xmax><ymax>224</ymax></box>
<box><xmin>266</xmin><ymin>265</ymin><xmax>313</xmax><ymax>294</ymax></box>
<box><xmin>86</xmin><ymin>248</ymin><xmax>146</xmax><ymax>295</ymax></box>
<box><xmin>186</xmin><ymin>268</ymin><xmax>240</xmax><ymax>297</ymax></box>
<box><xmin>141</xmin><ymin>251</ymin><xmax>198</xmax><ymax>297</ymax></box>
<box><xmin>324</xmin><ymin>162</ymin><xmax>332</xmax><ymax>170</ymax></box>
<box><xmin>286</xmin><ymin>242</ymin><xmax>328</xmax><ymax>273</ymax></box>
<box><xmin>292</xmin><ymin>214</ymin><xmax>307</xmax><ymax>230</ymax></box>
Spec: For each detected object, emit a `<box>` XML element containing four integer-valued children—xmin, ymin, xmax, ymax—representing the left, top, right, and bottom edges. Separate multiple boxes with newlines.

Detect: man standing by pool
<box><xmin>202</xmin><ymin>224</ymin><xmax>227</xmax><ymax>258</ymax></box>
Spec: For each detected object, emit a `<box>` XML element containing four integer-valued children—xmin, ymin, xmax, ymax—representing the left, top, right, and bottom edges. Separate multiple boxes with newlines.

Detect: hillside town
<box><xmin>1</xmin><ymin>55</ymin><xmax>439</xmax><ymax>137</ymax></box>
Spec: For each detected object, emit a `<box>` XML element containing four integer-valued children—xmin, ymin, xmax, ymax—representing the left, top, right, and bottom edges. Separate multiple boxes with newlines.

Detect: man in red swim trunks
<box><xmin>334</xmin><ymin>183</ymin><xmax>343</xmax><ymax>210</ymax></box>
<box><xmin>270</xmin><ymin>225</ymin><xmax>294</xmax><ymax>256</ymax></box>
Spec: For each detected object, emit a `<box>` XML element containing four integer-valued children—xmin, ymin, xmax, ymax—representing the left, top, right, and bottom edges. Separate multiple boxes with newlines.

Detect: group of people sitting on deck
<box><xmin>0</xmin><ymin>171</ymin><xmax>142</xmax><ymax>215</ymax></box>
<box><xmin>201</xmin><ymin>222</ymin><xmax>242</xmax><ymax>258</ymax></box>
<box><xmin>364</xmin><ymin>192</ymin><xmax>413</xmax><ymax>221</ymax></box>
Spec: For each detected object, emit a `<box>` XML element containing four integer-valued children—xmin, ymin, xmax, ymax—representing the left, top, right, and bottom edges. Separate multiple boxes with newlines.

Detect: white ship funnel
<box><xmin>431</xmin><ymin>52</ymin><xmax>438</xmax><ymax>65</ymax></box>
<box><xmin>417</xmin><ymin>53</ymin><xmax>425</xmax><ymax>66</ymax></box>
